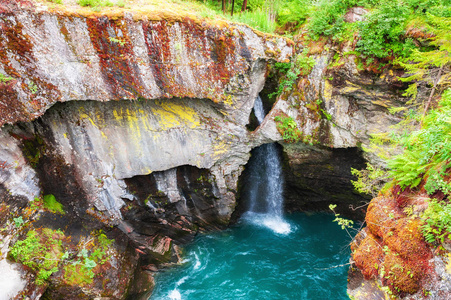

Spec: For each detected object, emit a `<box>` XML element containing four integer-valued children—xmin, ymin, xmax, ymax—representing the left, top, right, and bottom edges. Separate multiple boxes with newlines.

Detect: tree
<box><xmin>241</xmin><ymin>0</ymin><xmax>247</xmax><ymax>12</ymax></box>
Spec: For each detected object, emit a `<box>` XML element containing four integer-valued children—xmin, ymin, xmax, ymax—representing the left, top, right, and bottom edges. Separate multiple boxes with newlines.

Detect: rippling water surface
<box><xmin>150</xmin><ymin>213</ymin><xmax>352</xmax><ymax>300</ymax></box>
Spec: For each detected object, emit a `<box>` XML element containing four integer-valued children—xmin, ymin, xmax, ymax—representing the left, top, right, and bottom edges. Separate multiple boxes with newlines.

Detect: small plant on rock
<box><xmin>274</xmin><ymin>115</ymin><xmax>302</xmax><ymax>143</ymax></box>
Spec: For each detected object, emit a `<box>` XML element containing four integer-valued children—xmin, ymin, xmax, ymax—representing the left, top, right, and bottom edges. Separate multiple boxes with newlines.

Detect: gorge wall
<box><xmin>0</xmin><ymin>1</ymin><xmax>440</xmax><ymax>299</ymax></box>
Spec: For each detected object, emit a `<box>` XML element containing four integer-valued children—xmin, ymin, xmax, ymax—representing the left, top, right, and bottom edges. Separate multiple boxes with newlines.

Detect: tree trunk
<box><xmin>241</xmin><ymin>0</ymin><xmax>247</xmax><ymax>12</ymax></box>
<box><xmin>222</xmin><ymin>0</ymin><xmax>226</xmax><ymax>14</ymax></box>
<box><xmin>231</xmin><ymin>0</ymin><xmax>235</xmax><ymax>16</ymax></box>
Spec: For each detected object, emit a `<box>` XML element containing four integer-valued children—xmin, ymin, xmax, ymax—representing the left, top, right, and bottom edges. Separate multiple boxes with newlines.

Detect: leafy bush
<box><xmin>422</xmin><ymin>199</ymin><xmax>451</xmax><ymax>243</ymax></box>
<box><xmin>277</xmin><ymin>0</ymin><xmax>311</xmax><ymax>28</ymax></box>
<box><xmin>351</xmin><ymin>163</ymin><xmax>388</xmax><ymax>197</ymax></box>
<box><xmin>387</xmin><ymin>89</ymin><xmax>451</xmax><ymax>193</ymax></box>
<box><xmin>356</xmin><ymin>2</ymin><xmax>414</xmax><ymax>58</ymax></box>
<box><xmin>10</xmin><ymin>229</ymin><xmax>65</xmax><ymax>285</ymax></box>
<box><xmin>308</xmin><ymin>0</ymin><xmax>348</xmax><ymax>38</ymax></box>
<box><xmin>274</xmin><ymin>115</ymin><xmax>302</xmax><ymax>143</ymax></box>
<box><xmin>295</xmin><ymin>49</ymin><xmax>316</xmax><ymax>75</ymax></box>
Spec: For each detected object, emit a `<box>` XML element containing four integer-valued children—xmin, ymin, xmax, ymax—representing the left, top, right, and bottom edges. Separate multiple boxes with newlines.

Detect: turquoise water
<box><xmin>150</xmin><ymin>213</ymin><xmax>352</xmax><ymax>300</ymax></box>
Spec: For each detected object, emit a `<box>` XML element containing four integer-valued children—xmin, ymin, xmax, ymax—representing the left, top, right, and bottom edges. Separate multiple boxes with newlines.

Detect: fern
<box><xmin>388</xmin><ymin>89</ymin><xmax>451</xmax><ymax>194</ymax></box>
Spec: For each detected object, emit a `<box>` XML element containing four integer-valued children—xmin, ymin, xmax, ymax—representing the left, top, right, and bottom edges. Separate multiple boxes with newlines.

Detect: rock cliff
<box><xmin>0</xmin><ymin>1</ymin><xmax>294</xmax><ymax>298</ymax></box>
<box><xmin>1</xmin><ymin>1</ymin><xmax>435</xmax><ymax>299</ymax></box>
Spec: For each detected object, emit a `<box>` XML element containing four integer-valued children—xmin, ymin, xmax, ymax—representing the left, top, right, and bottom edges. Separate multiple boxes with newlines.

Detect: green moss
<box><xmin>62</xmin><ymin>232</ymin><xmax>114</xmax><ymax>287</ymax></box>
<box><xmin>43</xmin><ymin>194</ymin><xmax>65</xmax><ymax>214</ymax></box>
<box><xmin>10</xmin><ymin>228</ymin><xmax>114</xmax><ymax>287</ymax></box>
<box><xmin>63</xmin><ymin>263</ymin><xmax>95</xmax><ymax>286</ymax></box>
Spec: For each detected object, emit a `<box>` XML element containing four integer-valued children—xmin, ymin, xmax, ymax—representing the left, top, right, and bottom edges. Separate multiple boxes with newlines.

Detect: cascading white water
<box><xmin>243</xmin><ymin>96</ymin><xmax>291</xmax><ymax>235</ymax></box>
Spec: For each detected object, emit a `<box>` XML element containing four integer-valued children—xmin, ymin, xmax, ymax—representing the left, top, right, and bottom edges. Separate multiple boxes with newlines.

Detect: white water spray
<box><xmin>243</xmin><ymin>96</ymin><xmax>291</xmax><ymax>235</ymax></box>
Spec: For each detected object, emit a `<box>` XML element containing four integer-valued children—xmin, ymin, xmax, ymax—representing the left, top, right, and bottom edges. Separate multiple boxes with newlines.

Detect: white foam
<box><xmin>244</xmin><ymin>212</ymin><xmax>292</xmax><ymax>235</ymax></box>
<box><xmin>261</xmin><ymin>216</ymin><xmax>291</xmax><ymax>235</ymax></box>
<box><xmin>176</xmin><ymin>275</ymin><xmax>189</xmax><ymax>286</ymax></box>
<box><xmin>168</xmin><ymin>289</ymin><xmax>182</xmax><ymax>300</ymax></box>
<box><xmin>193</xmin><ymin>253</ymin><xmax>201</xmax><ymax>270</ymax></box>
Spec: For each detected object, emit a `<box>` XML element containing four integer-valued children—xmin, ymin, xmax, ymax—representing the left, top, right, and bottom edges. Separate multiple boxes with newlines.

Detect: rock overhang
<box><xmin>0</xmin><ymin>0</ymin><xmax>294</xmax><ymax>128</ymax></box>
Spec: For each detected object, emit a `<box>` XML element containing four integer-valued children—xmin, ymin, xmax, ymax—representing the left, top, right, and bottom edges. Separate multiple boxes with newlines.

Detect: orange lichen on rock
<box><xmin>381</xmin><ymin>251</ymin><xmax>422</xmax><ymax>294</ymax></box>
<box><xmin>365</xmin><ymin>196</ymin><xmax>403</xmax><ymax>238</ymax></box>
<box><xmin>353</xmin><ymin>190</ymin><xmax>434</xmax><ymax>296</ymax></box>
<box><xmin>383</xmin><ymin>218</ymin><xmax>431</xmax><ymax>261</ymax></box>
<box><xmin>352</xmin><ymin>230</ymin><xmax>384</xmax><ymax>280</ymax></box>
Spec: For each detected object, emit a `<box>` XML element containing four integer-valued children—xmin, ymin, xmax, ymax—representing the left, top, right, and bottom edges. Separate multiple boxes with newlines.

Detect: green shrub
<box><xmin>387</xmin><ymin>89</ymin><xmax>451</xmax><ymax>193</ymax></box>
<box><xmin>356</xmin><ymin>2</ymin><xmax>414</xmax><ymax>58</ymax></box>
<box><xmin>308</xmin><ymin>0</ymin><xmax>347</xmax><ymax>38</ymax></box>
<box><xmin>274</xmin><ymin>115</ymin><xmax>302</xmax><ymax>143</ymax></box>
<box><xmin>422</xmin><ymin>199</ymin><xmax>451</xmax><ymax>244</ymax></box>
<box><xmin>351</xmin><ymin>163</ymin><xmax>388</xmax><ymax>197</ymax></box>
<box><xmin>10</xmin><ymin>229</ymin><xmax>65</xmax><ymax>285</ymax></box>
<box><xmin>276</xmin><ymin>0</ymin><xmax>311</xmax><ymax>28</ymax></box>
<box><xmin>295</xmin><ymin>48</ymin><xmax>316</xmax><ymax>75</ymax></box>
<box><xmin>13</xmin><ymin>216</ymin><xmax>24</xmax><ymax>228</ymax></box>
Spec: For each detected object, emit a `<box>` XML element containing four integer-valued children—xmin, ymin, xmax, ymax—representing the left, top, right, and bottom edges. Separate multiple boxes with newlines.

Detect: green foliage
<box><xmin>28</xmin><ymin>81</ymin><xmax>38</xmax><ymax>94</ymax></box>
<box><xmin>274</xmin><ymin>115</ymin><xmax>302</xmax><ymax>143</ymax></box>
<box><xmin>269</xmin><ymin>52</ymin><xmax>314</xmax><ymax>99</ymax></box>
<box><xmin>108</xmin><ymin>37</ymin><xmax>126</xmax><ymax>46</ymax></box>
<box><xmin>63</xmin><ymin>231</ymin><xmax>113</xmax><ymax>286</ymax></box>
<box><xmin>314</xmin><ymin>98</ymin><xmax>334</xmax><ymax>121</ymax></box>
<box><xmin>387</xmin><ymin>89</ymin><xmax>451</xmax><ymax>193</ymax></box>
<box><xmin>276</xmin><ymin>0</ymin><xmax>311</xmax><ymax>28</ymax></box>
<box><xmin>329</xmin><ymin>204</ymin><xmax>354</xmax><ymax>229</ymax></box>
<box><xmin>397</xmin><ymin>14</ymin><xmax>451</xmax><ymax>101</ymax></box>
<box><xmin>47</xmin><ymin>0</ymin><xmax>63</xmax><ymax>3</ymax></box>
<box><xmin>78</xmin><ymin>0</ymin><xmax>114</xmax><ymax>7</ymax></box>
<box><xmin>351</xmin><ymin>163</ymin><xmax>388</xmax><ymax>197</ymax></box>
<box><xmin>269</xmin><ymin>61</ymin><xmax>300</xmax><ymax>99</ymax></box>
<box><xmin>307</xmin><ymin>0</ymin><xmax>348</xmax><ymax>39</ymax></box>
<box><xmin>43</xmin><ymin>194</ymin><xmax>65</xmax><ymax>214</ymax></box>
<box><xmin>0</xmin><ymin>73</ymin><xmax>13</xmax><ymax>83</ymax></box>
<box><xmin>13</xmin><ymin>216</ymin><xmax>24</xmax><ymax>228</ymax></box>
<box><xmin>10</xmin><ymin>229</ymin><xmax>65</xmax><ymax>285</ymax></box>
<box><xmin>10</xmin><ymin>228</ymin><xmax>114</xmax><ymax>287</ymax></box>
<box><xmin>232</xmin><ymin>8</ymin><xmax>277</xmax><ymax>33</ymax></box>
<box><xmin>295</xmin><ymin>49</ymin><xmax>316</xmax><ymax>75</ymax></box>
<box><xmin>356</xmin><ymin>2</ymin><xmax>414</xmax><ymax>58</ymax></box>
<box><xmin>421</xmin><ymin>199</ymin><xmax>451</xmax><ymax>243</ymax></box>
<box><xmin>329</xmin><ymin>204</ymin><xmax>354</xmax><ymax>238</ymax></box>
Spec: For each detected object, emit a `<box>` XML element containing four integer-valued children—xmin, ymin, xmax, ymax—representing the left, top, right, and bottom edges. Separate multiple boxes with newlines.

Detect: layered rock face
<box><xmin>0</xmin><ymin>1</ymin><xmax>291</xmax><ymax>127</ymax></box>
<box><xmin>0</xmin><ymin>1</ymin><xmax>292</xmax><ymax>222</ymax></box>
<box><xmin>252</xmin><ymin>42</ymin><xmax>409</xmax><ymax>217</ymax></box>
<box><xmin>0</xmin><ymin>1</ymin><xmax>295</xmax><ymax>299</ymax></box>
<box><xmin>1</xmin><ymin>1</ymin><xmax>430</xmax><ymax>299</ymax></box>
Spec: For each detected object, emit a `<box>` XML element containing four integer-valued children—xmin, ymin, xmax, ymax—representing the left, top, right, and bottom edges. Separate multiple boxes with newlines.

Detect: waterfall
<box><xmin>243</xmin><ymin>96</ymin><xmax>291</xmax><ymax>235</ymax></box>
